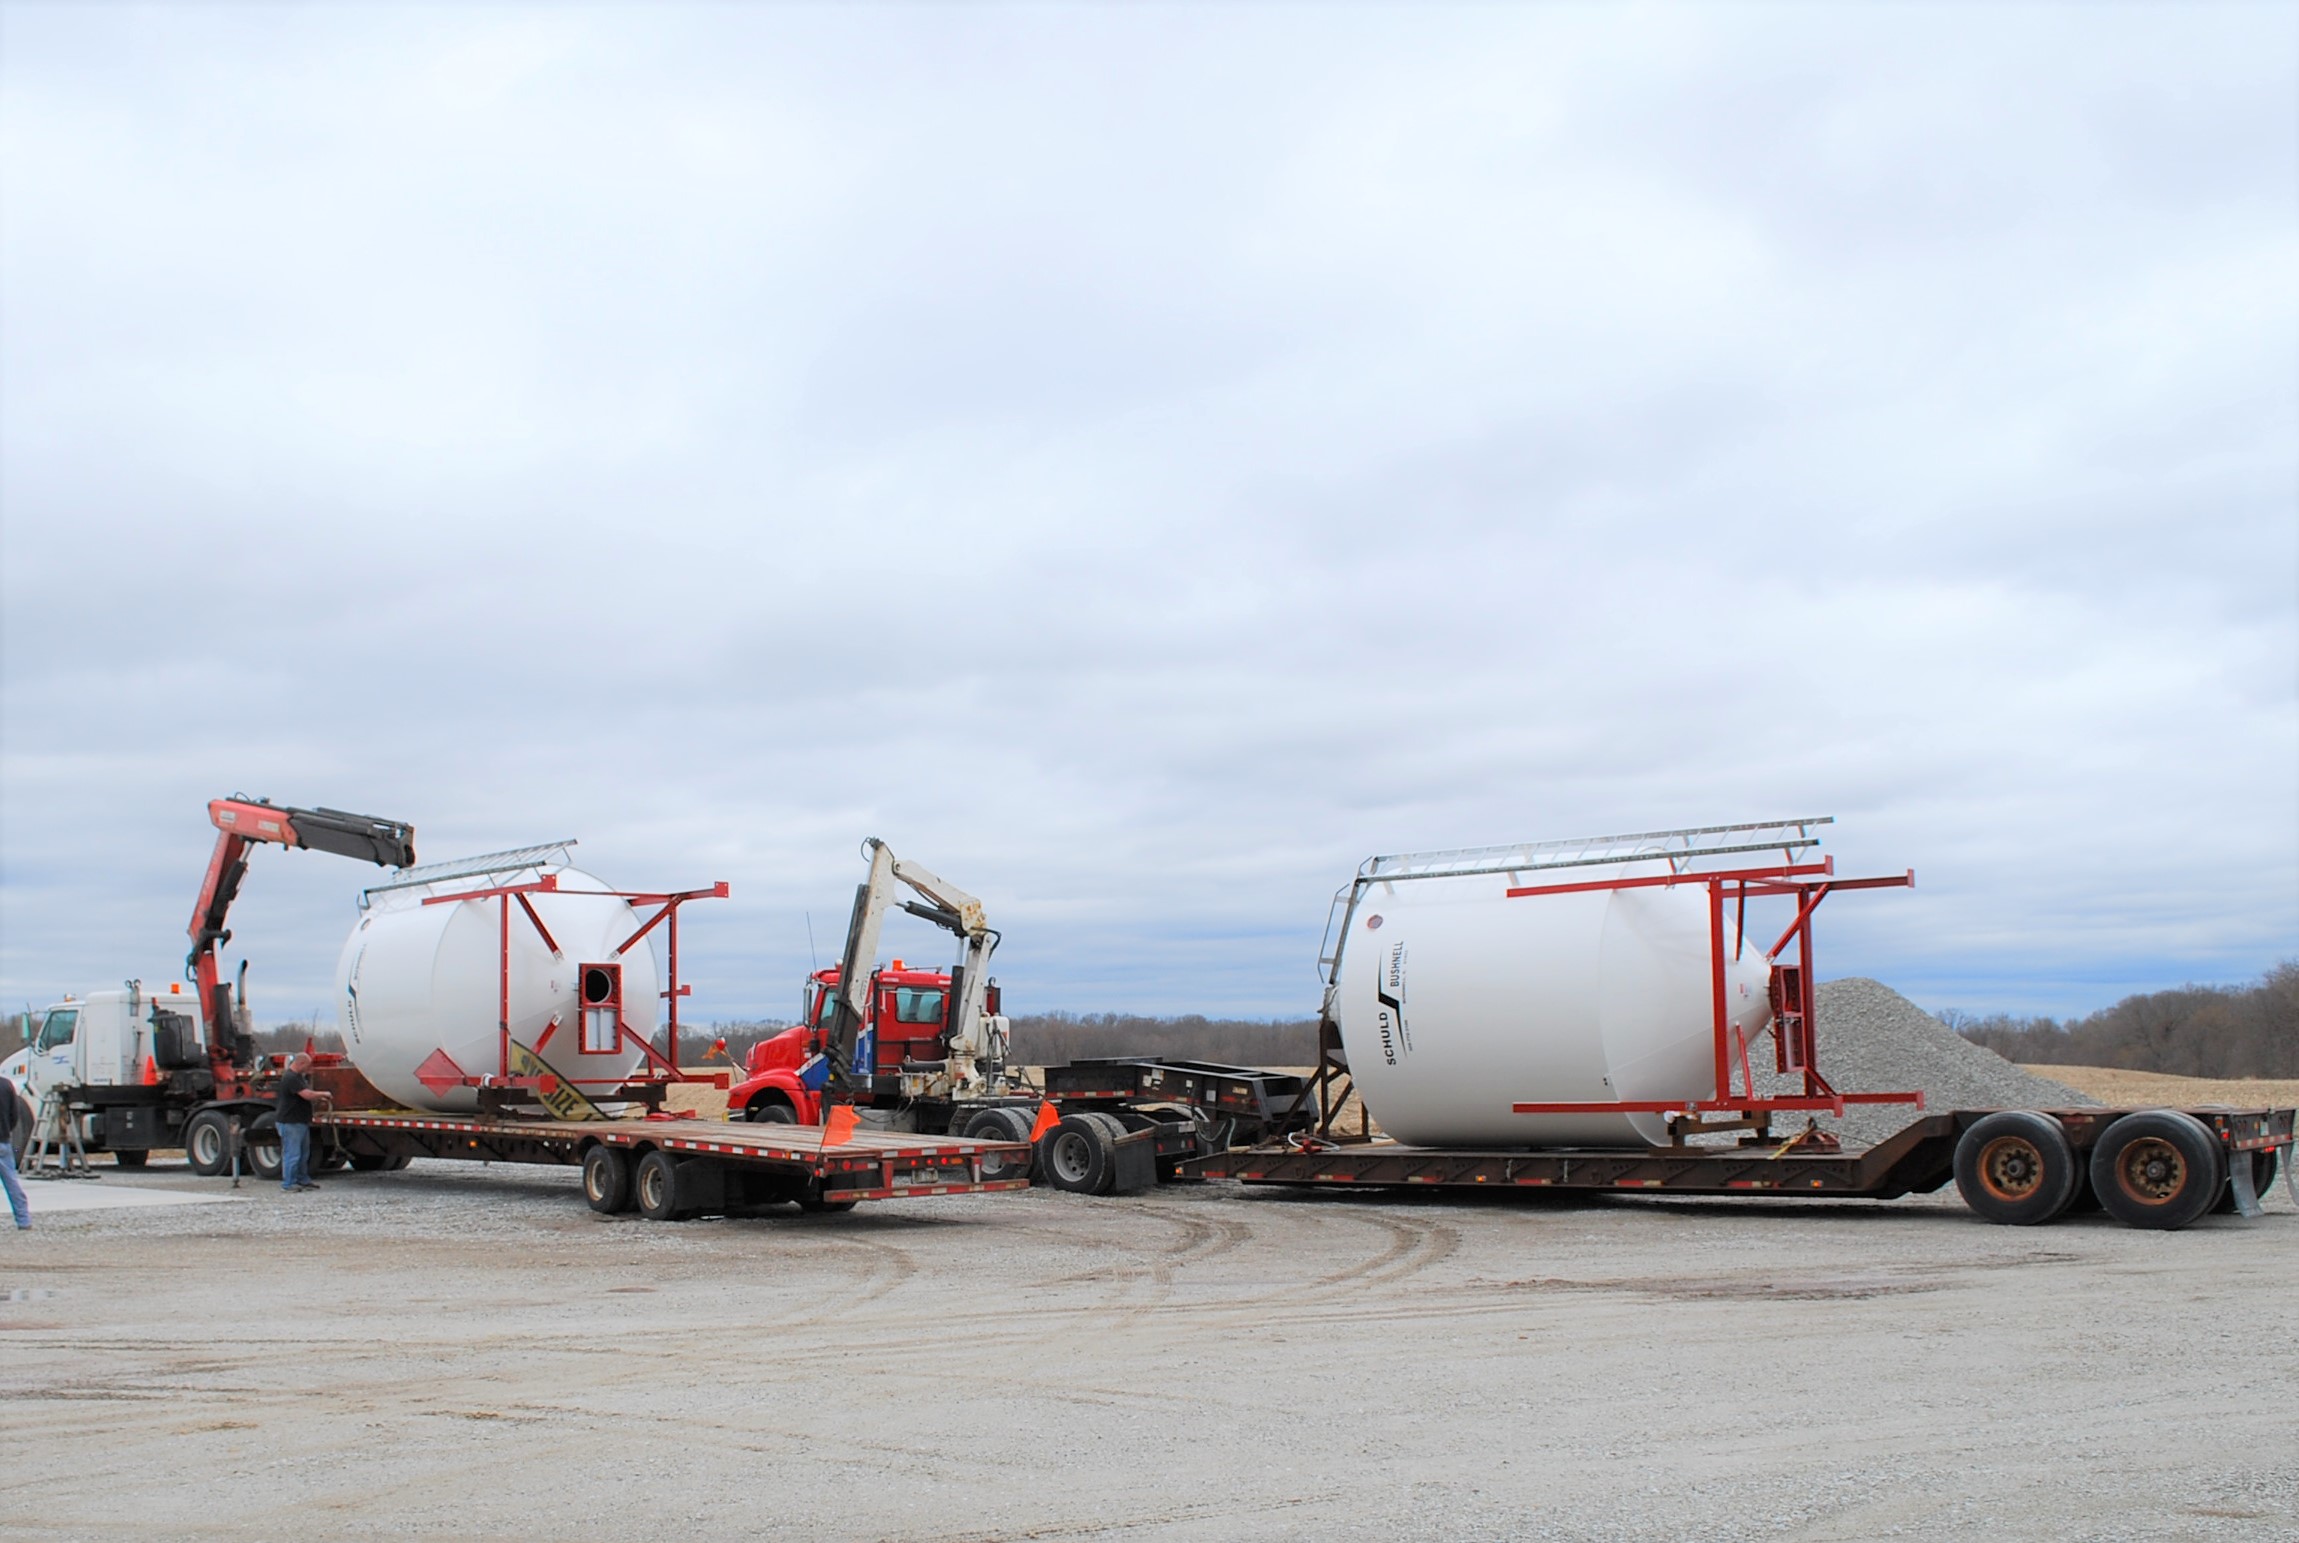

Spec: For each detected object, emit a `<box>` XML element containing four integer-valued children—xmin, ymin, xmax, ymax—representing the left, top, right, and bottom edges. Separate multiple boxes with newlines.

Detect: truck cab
<box><xmin>726</xmin><ymin>961</ymin><xmax>1005</xmax><ymax>1125</ymax></box>
<box><xmin>5</xmin><ymin>983</ymin><xmax>206</xmax><ymax>1162</ymax></box>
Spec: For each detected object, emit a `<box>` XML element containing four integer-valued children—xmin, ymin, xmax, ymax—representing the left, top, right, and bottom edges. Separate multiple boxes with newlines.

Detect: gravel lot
<box><xmin>3</xmin><ymin>1158</ymin><xmax>2293</xmax><ymax>1542</ymax></box>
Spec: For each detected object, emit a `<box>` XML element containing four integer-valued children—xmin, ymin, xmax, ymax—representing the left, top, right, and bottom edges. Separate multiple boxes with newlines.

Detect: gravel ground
<box><xmin>3</xmin><ymin>1159</ymin><xmax>2294</xmax><ymax>1542</ymax></box>
<box><xmin>1746</xmin><ymin>978</ymin><xmax>2096</xmax><ymax>1147</ymax></box>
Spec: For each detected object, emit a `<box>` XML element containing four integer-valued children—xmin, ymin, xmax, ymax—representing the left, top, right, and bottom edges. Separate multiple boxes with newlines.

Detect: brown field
<box><xmin>2023</xmin><ymin>1064</ymin><xmax>2299</xmax><ymax>1109</ymax></box>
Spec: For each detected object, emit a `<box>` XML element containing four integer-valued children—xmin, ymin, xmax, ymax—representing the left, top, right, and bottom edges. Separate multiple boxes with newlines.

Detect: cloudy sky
<box><xmin>3</xmin><ymin>3</ymin><xmax>2293</xmax><ymax>1030</ymax></box>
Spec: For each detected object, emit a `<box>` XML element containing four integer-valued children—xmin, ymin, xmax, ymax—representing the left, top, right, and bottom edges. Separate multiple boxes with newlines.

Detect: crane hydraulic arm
<box><xmin>822</xmin><ymin>837</ymin><xmax>1000</xmax><ymax>1095</ymax></box>
<box><xmin>186</xmin><ymin>796</ymin><xmax>416</xmax><ymax>1068</ymax></box>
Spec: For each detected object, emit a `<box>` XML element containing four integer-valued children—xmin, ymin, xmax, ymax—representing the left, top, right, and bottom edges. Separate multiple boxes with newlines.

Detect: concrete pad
<box><xmin>18</xmin><ymin>1181</ymin><xmax>238</xmax><ymax>1214</ymax></box>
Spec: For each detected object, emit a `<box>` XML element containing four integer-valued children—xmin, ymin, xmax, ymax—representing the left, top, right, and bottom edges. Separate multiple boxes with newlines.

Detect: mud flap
<box><xmin>673</xmin><ymin>1158</ymin><xmax>730</xmax><ymax>1218</ymax></box>
<box><xmin>1110</xmin><ymin>1127</ymin><xmax>1159</xmax><ymax>1195</ymax></box>
<box><xmin>2229</xmin><ymin>1150</ymin><xmax>2265</xmax><ymax>1219</ymax></box>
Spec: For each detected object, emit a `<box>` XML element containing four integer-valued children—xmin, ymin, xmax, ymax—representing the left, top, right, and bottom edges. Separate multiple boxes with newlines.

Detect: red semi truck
<box><xmin>723</xmin><ymin>839</ymin><xmax>1317</xmax><ymax>1190</ymax></box>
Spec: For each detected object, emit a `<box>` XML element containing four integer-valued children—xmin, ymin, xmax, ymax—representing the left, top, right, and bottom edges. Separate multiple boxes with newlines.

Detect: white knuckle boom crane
<box><xmin>820</xmin><ymin>837</ymin><xmax>1009</xmax><ymax>1099</ymax></box>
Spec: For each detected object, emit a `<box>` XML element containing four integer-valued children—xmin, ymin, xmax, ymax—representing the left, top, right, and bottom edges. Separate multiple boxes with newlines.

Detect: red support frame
<box><xmin>1505</xmin><ymin>861</ymin><xmax>1922</xmax><ymax>1124</ymax></box>
<box><xmin>419</xmin><ymin>876</ymin><xmax>730</xmax><ymax>1092</ymax></box>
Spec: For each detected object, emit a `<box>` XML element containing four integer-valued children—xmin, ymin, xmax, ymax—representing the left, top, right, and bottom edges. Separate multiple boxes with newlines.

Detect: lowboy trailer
<box><xmin>1192</xmin><ymin>1104</ymin><xmax>2295</xmax><ymax>1230</ymax></box>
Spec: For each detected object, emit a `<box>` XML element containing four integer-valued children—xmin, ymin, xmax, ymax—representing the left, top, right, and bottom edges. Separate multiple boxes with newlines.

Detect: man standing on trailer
<box><xmin>275</xmin><ymin>1053</ymin><xmax>322</xmax><ymax>1192</ymax></box>
<box><xmin>1</xmin><ymin>1074</ymin><xmax>32</xmax><ymax>1229</ymax></box>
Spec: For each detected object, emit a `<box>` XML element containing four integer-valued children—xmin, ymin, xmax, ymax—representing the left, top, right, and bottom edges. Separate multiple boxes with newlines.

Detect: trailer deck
<box><xmin>1189</xmin><ymin>1105</ymin><xmax>2296</xmax><ymax>1228</ymax></box>
<box><xmin>315</xmin><ymin>1109</ymin><xmax>1032</xmax><ymax>1217</ymax></box>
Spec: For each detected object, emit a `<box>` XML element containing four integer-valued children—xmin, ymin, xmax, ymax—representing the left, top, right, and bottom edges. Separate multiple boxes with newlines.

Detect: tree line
<box><xmin>1946</xmin><ymin>961</ymin><xmax>2297</xmax><ymax>1079</ymax></box>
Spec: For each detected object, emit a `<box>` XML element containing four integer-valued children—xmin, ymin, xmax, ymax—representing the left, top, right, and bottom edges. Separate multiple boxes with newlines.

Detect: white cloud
<box><xmin>4</xmin><ymin>4</ymin><xmax>2293</xmax><ymax>1027</ymax></box>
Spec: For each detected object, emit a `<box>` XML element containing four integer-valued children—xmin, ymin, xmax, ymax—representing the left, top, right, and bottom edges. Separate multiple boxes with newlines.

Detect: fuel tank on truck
<box><xmin>334</xmin><ymin>863</ymin><xmax>659</xmax><ymax>1114</ymax></box>
<box><xmin>1334</xmin><ymin>869</ymin><xmax>1773</xmax><ymax>1148</ymax></box>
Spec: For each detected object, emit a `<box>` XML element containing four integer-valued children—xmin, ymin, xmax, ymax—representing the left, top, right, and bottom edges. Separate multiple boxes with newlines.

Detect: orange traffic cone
<box><xmin>141</xmin><ymin>1055</ymin><xmax>159</xmax><ymax>1086</ymax></box>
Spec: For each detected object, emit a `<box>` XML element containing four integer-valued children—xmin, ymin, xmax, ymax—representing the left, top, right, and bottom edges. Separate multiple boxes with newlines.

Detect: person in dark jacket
<box><xmin>275</xmin><ymin>1053</ymin><xmax>325</xmax><ymax>1191</ymax></box>
<box><xmin>1</xmin><ymin>1075</ymin><xmax>32</xmax><ymax>1230</ymax></box>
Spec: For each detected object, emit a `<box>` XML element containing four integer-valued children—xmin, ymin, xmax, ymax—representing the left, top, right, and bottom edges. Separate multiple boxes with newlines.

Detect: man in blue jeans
<box><xmin>1</xmin><ymin>1075</ymin><xmax>32</xmax><ymax>1229</ymax></box>
<box><xmin>275</xmin><ymin>1053</ymin><xmax>322</xmax><ymax>1192</ymax></box>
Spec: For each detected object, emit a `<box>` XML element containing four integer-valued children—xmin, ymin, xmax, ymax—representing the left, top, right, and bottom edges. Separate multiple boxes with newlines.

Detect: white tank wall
<box><xmin>335</xmin><ymin>866</ymin><xmax>658</xmax><ymax>1114</ymax></box>
<box><xmin>1334</xmin><ymin>872</ymin><xmax>1773</xmax><ymax>1147</ymax></box>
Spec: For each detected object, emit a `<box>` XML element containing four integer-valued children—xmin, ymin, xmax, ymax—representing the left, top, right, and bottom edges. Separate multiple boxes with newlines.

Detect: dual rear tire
<box><xmin>2089</xmin><ymin>1110</ymin><xmax>2223</xmax><ymax>1230</ymax></box>
<box><xmin>1037</xmin><ymin>1112</ymin><xmax>1129</xmax><ymax>1195</ymax></box>
<box><xmin>962</xmin><ymin>1106</ymin><xmax>1037</xmax><ymax>1183</ymax></box>
<box><xmin>1953</xmin><ymin>1111</ymin><xmax>2079</xmax><ymax>1225</ymax></box>
<box><xmin>1955</xmin><ymin>1109</ymin><xmax>2240</xmax><ymax>1231</ymax></box>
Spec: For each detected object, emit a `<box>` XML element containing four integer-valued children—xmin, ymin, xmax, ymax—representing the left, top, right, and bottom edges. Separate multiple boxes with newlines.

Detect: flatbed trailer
<box><xmin>1190</xmin><ymin>1105</ymin><xmax>2297</xmax><ymax>1230</ymax></box>
<box><xmin>313</xmin><ymin>1108</ymin><xmax>1032</xmax><ymax>1221</ymax></box>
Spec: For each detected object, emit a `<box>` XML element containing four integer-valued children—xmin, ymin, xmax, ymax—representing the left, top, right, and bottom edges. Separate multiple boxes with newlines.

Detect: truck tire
<box><xmin>634</xmin><ymin>1150</ymin><xmax>686</xmax><ymax>1221</ymax></box>
<box><xmin>1953</xmin><ymin>1111</ymin><xmax>2078</xmax><ymax>1225</ymax></box>
<box><xmin>1040</xmin><ymin>1113</ymin><xmax>1116</xmax><ymax>1195</ymax></box>
<box><xmin>2090</xmin><ymin>1110</ymin><xmax>2223</xmax><ymax>1231</ymax></box>
<box><xmin>348</xmin><ymin>1152</ymin><xmax>400</xmax><ymax>1172</ymax></box>
<box><xmin>745</xmin><ymin>1099</ymin><xmax>797</xmax><ymax>1124</ymax></box>
<box><xmin>243</xmin><ymin>1115</ymin><xmax>283</xmax><ymax>1182</ymax></box>
<box><xmin>584</xmin><ymin>1145</ymin><xmax>635</xmax><ymax>1214</ymax></box>
<box><xmin>184</xmin><ymin>1110</ymin><xmax>234</xmax><ymax>1177</ymax></box>
<box><xmin>962</xmin><ymin>1107</ymin><xmax>1034</xmax><ymax>1182</ymax></box>
<box><xmin>113</xmin><ymin>1149</ymin><xmax>150</xmax><ymax>1169</ymax></box>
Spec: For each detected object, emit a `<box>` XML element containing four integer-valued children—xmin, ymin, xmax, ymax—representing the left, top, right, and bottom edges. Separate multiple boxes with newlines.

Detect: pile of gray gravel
<box><xmin>1743</xmin><ymin>977</ymin><xmax>2095</xmax><ymax>1148</ymax></box>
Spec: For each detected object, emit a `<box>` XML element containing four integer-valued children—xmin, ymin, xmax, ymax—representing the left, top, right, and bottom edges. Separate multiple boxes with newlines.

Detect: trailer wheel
<box><xmin>1953</xmin><ymin>1112</ymin><xmax>2077</xmax><ymax>1225</ymax></box>
<box><xmin>184</xmin><ymin>1110</ymin><xmax>234</xmax><ymax>1176</ymax></box>
<box><xmin>242</xmin><ymin>1115</ymin><xmax>284</xmax><ymax>1182</ymax></box>
<box><xmin>2090</xmin><ymin>1110</ymin><xmax>2223</xmax><ymax>1231</ymax></box>
<box><xmin>962</xmin><ymin>1107</ymin><xmax>1034</xmax><ymax>1182</ymax></box>
<box><xmin>745</xmin><ymin>1099</ymin><xmax>797</xmax><ymax>1124</ymax></box>
<box><xmin>1040</xmin><ymin>1114</ymin><xmax>1116</xmax><ymax>1195</ymax></box>
<box><xmin>584</xmin><ymin>1145</ymin><xmax>635</xmax><ymax>1214</ymax></box>
<box><xmin>798</xmin><ymin>1192</ymin><xmax>859</xmax><ymax>1214</ymax></box>
<box><xmin>634</xmin><ymin>1150</ymin><xmax>686</xmax><ymax>1221</ymax></box>
<box><xmin>113</xmin><ymin>1149</ymin><xmax>150</xmax><ymax>1169</ymax></box>
<box><xmin>349</xmin><ymin>1152</ymin><xmax>409</xmax><ymax>1173</ymax></box>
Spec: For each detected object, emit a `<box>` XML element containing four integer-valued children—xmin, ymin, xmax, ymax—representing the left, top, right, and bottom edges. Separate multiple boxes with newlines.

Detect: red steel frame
<box><xmin>1506</xmin><ymin>858</ymin><xmax>1925</xmax><ymax>1123</ymax></box>
<box><xmin>418</xmin><ymin>875</ymin><xmax>731</xmax><ymax>1092</ymax></box>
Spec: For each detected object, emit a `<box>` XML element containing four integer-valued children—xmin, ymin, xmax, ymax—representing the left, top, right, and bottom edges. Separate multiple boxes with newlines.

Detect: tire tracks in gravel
<box><xmin>1046</xmin><ymin>1204</ymin><xmax>1257</xmax><ymax>1329</ymax></box>
<box><xmin>751</xmin><ymin>1231</ymin><xmax>923</xmax><ymax>1330</ymax></box>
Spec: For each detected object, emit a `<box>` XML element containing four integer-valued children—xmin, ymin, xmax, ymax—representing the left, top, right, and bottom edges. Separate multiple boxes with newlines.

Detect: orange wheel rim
<box><xmin>1979</xmin><ymin>1135</ymin><xmax>2046</xmax><ymax>1202</ymax></box>
<box><xmin>2114</xmin><ymin>1137</ymin><xmax>2185</xmax><ymax>1204</ymax></box>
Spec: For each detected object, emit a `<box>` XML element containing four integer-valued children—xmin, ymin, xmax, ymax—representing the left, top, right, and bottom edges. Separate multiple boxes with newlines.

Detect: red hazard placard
<box><xmin>413</xmin><ymin>1048</ymin><xmax>467</xmax><ymax>1096</ymax></box>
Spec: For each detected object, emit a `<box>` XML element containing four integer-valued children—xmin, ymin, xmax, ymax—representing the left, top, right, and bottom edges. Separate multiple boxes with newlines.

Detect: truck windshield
<box><xmin>35</xmin><ymin>1009</ymin><xmax>77</xmax><ymax>1052</ymax></box>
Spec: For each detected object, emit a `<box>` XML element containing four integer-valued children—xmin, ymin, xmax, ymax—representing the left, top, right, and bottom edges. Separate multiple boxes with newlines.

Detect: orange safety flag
<box><xmin>821</xmin><ymin>1103</ymin><xmax>861</xmax><ymax>1148</ymax></box>
<box><xmin>1028</xmin><ymin>1100</ymin><xmax>1060</xmax><ymax>1141</ymax></box>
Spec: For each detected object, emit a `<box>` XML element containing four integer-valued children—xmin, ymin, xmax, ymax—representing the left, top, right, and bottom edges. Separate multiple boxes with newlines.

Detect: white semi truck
<box><xmin>3</xmin><ymin>980</ymin><xmax>210</xmax><ymax>1166</ymax></box>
